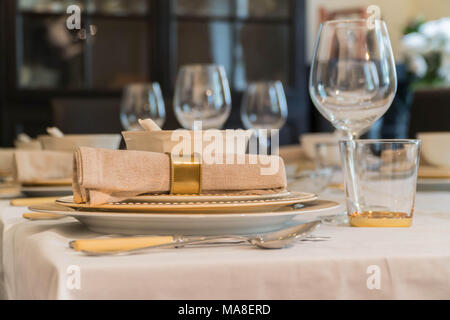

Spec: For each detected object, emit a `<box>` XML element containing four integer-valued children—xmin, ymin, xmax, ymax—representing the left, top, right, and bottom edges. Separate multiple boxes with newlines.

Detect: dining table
<box><xmin>0</xmin><ymin>189</ymin><xmax>449</xmax><ymax>300</ymax></box>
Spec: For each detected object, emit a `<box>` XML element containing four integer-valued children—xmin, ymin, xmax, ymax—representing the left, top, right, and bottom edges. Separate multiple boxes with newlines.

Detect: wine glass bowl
<box><xmin>120</xmin><ymin>83</ymin><xmax>166</xmax><ymax>131</ymax></box>
<box><xmin>240</xmin><ymin>81</ymin><xmax>288</xmax><ymax>130</ymax></box>
<box><xmin>174</xmin><ymin>64</ymin><xmax>232</xmax><ymax>130</ymax></box>
<box><xmin>309</xmin><ymin>19</ymin><xmax>397</xmax><ymax>138</ymax></box>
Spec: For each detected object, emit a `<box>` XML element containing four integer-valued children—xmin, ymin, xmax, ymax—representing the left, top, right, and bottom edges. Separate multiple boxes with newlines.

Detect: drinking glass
<box><xmin>287</xmin><ymin>168</ymin><xmax>333</xmax><ymax>195</ymax></box>
<box><xmin>310</xmin><ymin>19</ymin><xmax>397</xmax><ymax>220</ymax></box>
<box><xmin>339</xmin><ymin>139</ymin><xmax>421</xmax><ymax>227</ymax></box>
<box><xmin>174</xmin><ymin>64</ymin><xmax>231</xmax><ymax>130</ymax></box>
<box><xmin>309</xmin><ymin>19</ymin><xmax>397</xmax><ymax>139</ymax></box>
<box><xmin>241</xmin><ymin>81</ymin><xmax>288</xmax><ymax>154</ymax></box>
<box><xmin>315</xmin><ymin>141</ymin><xmax>344</xmax><ymax>189</ymax></box>
<box><xmin>120</xmin><ymin>83</ymin><xmax>166</xmax><ymax>131</ymax></box>
<box><xmin>315</xmin><ymin>142</ymin><xmax>341</xmax><ymax>170</ymax></box>
<box><xmin>241</xmin><ymin>81</ymin><xmax>288</xmax><ymax>130</ymax></box>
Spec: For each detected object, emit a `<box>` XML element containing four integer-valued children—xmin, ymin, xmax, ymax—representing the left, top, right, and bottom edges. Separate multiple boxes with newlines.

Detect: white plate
<box><xmin>20</xmin><ymin>186</ymin><xmax>73</xmax><ymax>197</ymax></box>
<box><xmin>29</xmin><ymin>200</ymin><xmax>342</xmax><ymax>235</ymax></box>
<box><xmin>417</xmin><ymin>179</ymin><xmax>450</xmax><ymax>191</ymax></box>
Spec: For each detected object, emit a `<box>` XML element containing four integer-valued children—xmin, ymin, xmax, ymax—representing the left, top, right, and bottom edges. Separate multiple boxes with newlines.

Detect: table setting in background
<box><xmin>0</xmin><ymin>17</ymin><xmax>449</xmax><ymax>300</ymax></box>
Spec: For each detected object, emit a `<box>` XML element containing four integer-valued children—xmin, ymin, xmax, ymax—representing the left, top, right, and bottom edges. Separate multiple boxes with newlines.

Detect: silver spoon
<box><xmin>71</xmin><ymin>220</ymin><xmax>321</xmax><ymax>256</ymax></box>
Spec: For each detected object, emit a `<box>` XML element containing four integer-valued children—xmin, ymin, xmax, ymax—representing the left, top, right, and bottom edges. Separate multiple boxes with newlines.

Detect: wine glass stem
<box><xmin>344</xmin><ymin>131</ymin><xmax>362</xmax><ymax>213</ymax></box>
<box><xmin>344</xmin><ymin>130</ymin><xmax>359</xmax><ymax>140</ymax></box>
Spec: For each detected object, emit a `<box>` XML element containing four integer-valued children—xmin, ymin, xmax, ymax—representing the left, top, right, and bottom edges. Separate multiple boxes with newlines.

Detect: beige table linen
<box><xmin>1</xmin><ymin>190</ymin><xmax>449</xmax><ymax>300</ymax></box>
<box><xmin>73</xmin><ymin>147</ymin><xmax>287</xmax><ymax>204</ymax></box>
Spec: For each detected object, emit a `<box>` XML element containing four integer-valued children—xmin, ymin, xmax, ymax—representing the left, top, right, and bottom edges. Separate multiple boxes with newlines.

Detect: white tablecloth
<box><xmin>1</xmin><ymin>191</ymin><xmax>450</xmax><ymax>300</ymax></box>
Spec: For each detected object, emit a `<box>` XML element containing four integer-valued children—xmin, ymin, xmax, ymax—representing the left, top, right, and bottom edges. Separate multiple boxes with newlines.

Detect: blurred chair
<box><xmin>51</xmin><ymin>98</ymin><xmax>122</xmax><ymax>134</ymax></box>
<box><xmin>408</xmin><ymin>89</ymin><xmax>450</xmax><ymax>137</ymax></box>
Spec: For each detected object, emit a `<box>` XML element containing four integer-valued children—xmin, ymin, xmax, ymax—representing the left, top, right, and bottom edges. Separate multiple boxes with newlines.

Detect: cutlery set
<box><xmin>68</xmin><ymin>221</ymin><xmax>326</xmax><ymax>255</ymax></box>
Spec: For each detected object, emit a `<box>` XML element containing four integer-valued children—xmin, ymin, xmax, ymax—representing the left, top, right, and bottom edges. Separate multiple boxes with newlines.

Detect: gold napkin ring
<box><xmin>169</xmin><ymin>153</ymin><xmax>202</xmax><ymax>194</ymax></box>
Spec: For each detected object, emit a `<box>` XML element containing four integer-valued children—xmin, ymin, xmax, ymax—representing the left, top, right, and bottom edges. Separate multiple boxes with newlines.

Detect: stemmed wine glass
<box><xmin>240</xmin><ymin>80</ymin><xmax>288</xmax><ymax>153</ymax></box>
<box><xmin>174</xmin><ymin>64</ymin><xmax>232</xmax><ymax>130</ymax></box>
<box><xmin>309</xmin><ymin>19</ymin><xmax>397</xmax><ymax>215</ymax></box>
<box><xmin>309</xmin><ymin>19</ymin><xmax>397</xmax><ymax>139</ymax></box>
<box><xmin>120</xmin><ymin>82</ymin><xmax>166</xmax><ymax>131</ymax></box>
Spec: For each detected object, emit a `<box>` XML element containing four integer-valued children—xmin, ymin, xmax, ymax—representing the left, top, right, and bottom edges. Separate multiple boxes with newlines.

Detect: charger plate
<box><xmin>56</xmin><ymin>190</ymin><xmax>315</xmax><ymax>204</ymax></box>
<box><xmin>55</xmin><ymin>192</ymin><xmax>317</xmax><ymax>213</ymax></box>
<box><xmin>124</xmin><ymin>190</ymin><xmax>298</xmax><ymax>203</ymax></box>
<box><xmin>29</xmin><ymin>200</ymin><xmax>342</xmax><ymax>235</ymax></box>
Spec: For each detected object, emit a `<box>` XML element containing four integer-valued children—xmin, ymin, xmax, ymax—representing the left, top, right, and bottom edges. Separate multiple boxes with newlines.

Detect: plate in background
<box><xmin>21</xmin><ymin>178</ymin><xmax>72</xmax><ymax>187</ymax></box>
<box><xmin>417</xmin><ymin>179</ymin><xmax>450</xmax><ymax>191</ymax></box>
<box><xmin>21</xmin><ymin>185</ymin><xmax>73</xmax><ymax>197</ymax></box>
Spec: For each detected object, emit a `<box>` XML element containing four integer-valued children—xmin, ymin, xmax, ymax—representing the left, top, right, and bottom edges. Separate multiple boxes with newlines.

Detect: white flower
<box><xmin>407</xmin><ymin>54</ymin><xmax>428</xmax><ymax>78</ymax></box>
<box><xmin>403</xmin><ymin>18</ymin><xmax>450</xmax><ymax>81</ymax></box>
<box><xmin>401</xmin><ymin>32</ymin><xmax>428</xmax><ymax>54</ymax></box>
<box><xmin>438</xmin><ymin>65</ymin><xmax>450</xmax><ymax>82</ymax></box>
<box><xmin>438</xmin><ymin>53</ymin><xmax>450</xmax><ymax>82</ymax></box>
<box><xmin>419</xmin><ymin>20</ymin><xmax>442</xmax><ymax>38</ymax></box>
<box><xmin>442</xmin><ymin>40</ymin><xmax>450</xmax><ymax>54</ymax></box>
<box><xmin>415</xmin><ymin>18</ymin><xmax>450</xmax><ymax>53</ymax></box>
<box><xmin>419</xmin><ymin>18</ymin><xmax>450</xmax><ymax>41</ymax></box>
<box><xmin>439</xmin><ymin>18</ymin><xmax>450</xmax><ymax>39</ymax></box>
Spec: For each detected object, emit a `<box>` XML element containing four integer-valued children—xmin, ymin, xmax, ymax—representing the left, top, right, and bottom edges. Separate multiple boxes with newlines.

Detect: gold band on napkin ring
<box><xmin>169</xmin><ymin>153</ymin><xmax>202</xmax><ymax>194</ymax></box>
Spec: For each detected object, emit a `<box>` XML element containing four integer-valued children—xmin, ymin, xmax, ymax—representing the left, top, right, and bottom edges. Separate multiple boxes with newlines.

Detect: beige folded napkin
<box><xmin>14</xmin><ymin>151</ymin><xmax>73</xmax><ymax>183</ymax></box>
<box><xmin>0</xmin><ymin>149</ymin><xmax>15</xmax><ymax>177</ymax></box>
<box><xmin>279</xmin><ymin>144</ymin><xmax>305</xmax><ymax>164</ymax></box>
<box><xmin>418</xmin><ymin>165</ymin><xmax>450</xmax><ymax>179</ymax></box>
<box><xmin>73</xmin><ymin>147</ymin><xmax>287</xmax><ymax>204</ymax></box>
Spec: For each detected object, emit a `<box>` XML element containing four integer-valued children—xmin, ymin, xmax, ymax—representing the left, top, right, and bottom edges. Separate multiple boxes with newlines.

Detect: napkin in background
<box><xmin>418</xmin><ymin>166</ymin><xmax>450</xmax><ymax>179</ymax></box>
<box><xmin>0</xmin><ymin>149</ymin><xmax>15</xmax><ymax>177</ymax></box>
<box><xmin>73</xmin><ymin>147</ymin><xmax>287</xmax><ymax>204</ymax></box>
<box><xmin>13</xmin><ymin>150</ymin><xmax>73</xmax><ymax>183</ymax></box>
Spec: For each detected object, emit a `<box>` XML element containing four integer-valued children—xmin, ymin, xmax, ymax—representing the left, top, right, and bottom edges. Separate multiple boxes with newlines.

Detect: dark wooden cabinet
<box><xmin>0</xmin><ymin>0</ymin><xmax>309</xmax><ymax>146</ymax></box>
<box><xmin>409</xmin><ymin>88</ymin><xmax>450</xmax><ymax>137</ymax></box>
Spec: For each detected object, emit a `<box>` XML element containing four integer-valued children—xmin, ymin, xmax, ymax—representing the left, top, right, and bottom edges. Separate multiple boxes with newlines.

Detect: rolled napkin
<box><xmin>15</xmin><ymin>133</ymin><xmax>42</xmax><ymax>150</ymax></box>
<box><xmin>138</xmin><ymin>118</ymin><xmax>161</xmax><ymax>131</ymax></box>
<box><xmin>46</xmin><ymin>126</ymin><xmax>65</xmax><ymax>137</ymax></box>
<box><xmin>73</xmin><ymin>147</ymin><xmax>287</xmax><ymax>204</ymax></box>
<box><xmin>14</xmin><ymin>151</ymin><xmax>73</xmax><ymax>184</ymax></box>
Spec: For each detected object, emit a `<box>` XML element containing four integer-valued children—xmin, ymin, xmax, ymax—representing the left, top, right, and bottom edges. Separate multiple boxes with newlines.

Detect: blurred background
<box><xmin>0</xmin><ymin>0</ymin><xmax>449</xmax><ymax>146</ymax></box>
